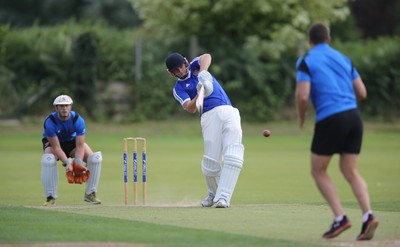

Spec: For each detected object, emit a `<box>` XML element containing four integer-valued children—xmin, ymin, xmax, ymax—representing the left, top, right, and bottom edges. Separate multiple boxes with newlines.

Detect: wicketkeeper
<box><xmin>41</xmin><ymin>95</ymin><xmax>102</xmax><ymax>206</ymax></box>
<box><xmin>165</xmin><ymin>52</ymin><xmax>244</xmax><ymax>208</ymax></box>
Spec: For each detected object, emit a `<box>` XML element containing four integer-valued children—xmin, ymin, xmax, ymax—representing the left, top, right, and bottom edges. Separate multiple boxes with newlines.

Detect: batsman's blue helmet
<box><xmin>165</xmin><ymin>52</ymin><xmax>185</xmax><ymax>71</ymax></box>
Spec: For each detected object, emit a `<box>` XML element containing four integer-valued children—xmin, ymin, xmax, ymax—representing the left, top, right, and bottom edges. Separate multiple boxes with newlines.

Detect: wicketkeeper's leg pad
<box><xmin>214</xmin><ymin>143</ymin><xmax>244</xmax><ymax>205</ymax></box>
<box><xmin>41</xmin><ymin>154</ymin><xmax>58</xmax><ymax>198</ymax></box>
<box><xmin>86</xmin><ymin>151</ymin><xmax>102</xmax><ymax>195</ymax></box>
<box><xmin>201</xmin><ymin>155</ymin><xmax>221</xmax><ymax>196</ymax></box>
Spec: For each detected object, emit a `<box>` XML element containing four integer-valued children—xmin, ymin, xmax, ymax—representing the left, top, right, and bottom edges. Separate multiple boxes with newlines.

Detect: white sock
<box><xmin>335</xmin><ymin>214</ymin><xmax>345</xmax><ymax>222</ymax></box>
<box><xmin>363</xmin><ymin>210</ymin><xmax>373</xmax><ymax>222</ymax></box>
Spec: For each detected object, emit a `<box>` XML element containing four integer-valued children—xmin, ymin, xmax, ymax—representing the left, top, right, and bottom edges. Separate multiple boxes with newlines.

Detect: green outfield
<box><xmin>1</xmin><ymin>119</ymin><xmax>399</xmax><ymax>247</ymax></box>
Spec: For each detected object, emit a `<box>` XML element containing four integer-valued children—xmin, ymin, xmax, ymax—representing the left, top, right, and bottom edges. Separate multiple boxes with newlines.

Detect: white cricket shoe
<box><xmin>201</xmin><ymin>194</ymin><xmax>215</xmax><ymax>207</ymax></box>
<box><xmin>215</xmin><ymin>198</ymin><xmax>229</xmax><ymax>208</ymax></box>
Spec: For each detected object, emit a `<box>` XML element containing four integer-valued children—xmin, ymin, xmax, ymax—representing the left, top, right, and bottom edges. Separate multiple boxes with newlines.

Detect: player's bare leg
<box><xmin>311</xmin><ymin>153</ymin><xmax>344</xmax><ymax>216</ymax></box>
<box><xmin>311</xmin><ymin>153</ymin><xmax>352</xmax><ymax>238</ymax></box>
<box><xmin>339</xmin><ymin>154</ymin><xmax>370</xmax><ymax>213</ymax></box>
<box><xmin>339</xmin><ymin>154</ymin><xmax>378</xmax><ymax>240</ymax></box>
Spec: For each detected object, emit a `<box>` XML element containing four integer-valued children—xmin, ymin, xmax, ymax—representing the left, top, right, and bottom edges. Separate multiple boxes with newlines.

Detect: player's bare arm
<box><xmin>183</xmin><ymin>95</ymin><xmax>199</xmax><ymax>114</ymax></box>
<box><xmin>199</xmin><ymin>53</ymin><xmax>212</xmax><ymax>71</ymax></box>
<box><xmin>46</xmin><ymin>136</ymin><xmax>69</xmax><ymax>164</ymax></box>
<box><xmin>74</xmin><ymin>135</ymin><xmax>86</xmax><ymax>162</ymax></box>
<box><xmin>353</xmin><ymin>77</ymin><xmax>367</xmax><ymax>100</ymax></box>
<box><xmin>295</xmin><ymin>81</ymin><xmax>310</xmax><ymax>128</ymax></box>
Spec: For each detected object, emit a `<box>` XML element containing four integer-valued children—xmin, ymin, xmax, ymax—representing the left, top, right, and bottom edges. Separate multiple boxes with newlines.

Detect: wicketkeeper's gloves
<box><xmin>65</xmin><ymin>158</ymin><xmax>90</xmax><ymax>184</ymax></box>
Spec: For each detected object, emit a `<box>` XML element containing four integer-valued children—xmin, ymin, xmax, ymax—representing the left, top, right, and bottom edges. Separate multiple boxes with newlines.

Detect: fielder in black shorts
<box><xmin>312</xmin><ymin>109</ymin><xmax>363</xmax><ymax>155</ymax></box>
<box><xmin>295</xmin><ymin>23</ymin><xmax>378</xmax><ymax>240</ymax></box>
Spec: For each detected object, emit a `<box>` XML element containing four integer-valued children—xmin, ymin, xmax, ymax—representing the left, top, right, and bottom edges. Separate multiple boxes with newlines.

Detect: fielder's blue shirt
<box><xmin>43</xmin><ymin>111</ymin><xmax>86</xmax><ymax>142</ymax></box>
<box><xmin>296</xmin><ymin>44</ymin><xmax>360</xmax><ymax>122</ymax></box>
<box><xmin>172</xmin><ymin>57</ymin><xmax>231</xmax><ymax>114</ymax></box>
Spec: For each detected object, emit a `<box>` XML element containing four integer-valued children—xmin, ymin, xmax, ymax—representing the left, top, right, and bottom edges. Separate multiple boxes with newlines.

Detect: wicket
<box><xmin>123</xmin><ymin>137</ymin><xmax>147</xmax><ymax>205</ymax></box>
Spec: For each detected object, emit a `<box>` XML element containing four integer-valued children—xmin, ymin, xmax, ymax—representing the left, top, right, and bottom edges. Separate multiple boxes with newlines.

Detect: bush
<box><xmin>0</xmin><ymin>21</ymin><xmax>398</xmax><ymax>122</ymax></box>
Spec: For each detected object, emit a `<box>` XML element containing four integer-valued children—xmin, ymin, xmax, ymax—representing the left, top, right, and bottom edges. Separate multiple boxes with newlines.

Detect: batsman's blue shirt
<box><xmin>172</xmin><ymin>56</ymin><xmax>231</xmax><ymax>114</ymax></box>
<box><xmin>43</xmin><ymin>111</ymin><xmax>86</xmax><ymax>142</ymax></box>
<box><xmin>296</xmin><ymin>44</ymin><xmax>360</xmax><ymax>122</ymax></box>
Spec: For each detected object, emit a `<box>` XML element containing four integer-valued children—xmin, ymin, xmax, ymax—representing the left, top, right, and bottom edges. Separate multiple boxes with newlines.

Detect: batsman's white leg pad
<box><xmin>86</xmin><ymin>151</ymin><xmax>102</xmax><ymax>195</ymax></box>
<box><xmin>201</xmin><ymin>155</ymin><xmax>221</xmax><ymax>196</ymax></box>
<box><xmin>41</xmin><ymin>154</ymin><xmax>58</xmax><ymax>198</ymax></box>
<box><xmin>214</xmin><ymin>144</ymin><xmax>244</xmax><ymax>206</ymax></box>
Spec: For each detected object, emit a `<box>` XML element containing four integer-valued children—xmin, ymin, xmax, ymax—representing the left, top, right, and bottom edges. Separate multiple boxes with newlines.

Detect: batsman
<box><xmin>41</xmin><ymin>95</ymin><xmax>102</xmax><ymax>206</ymax></box>
<box><xmin>165</xmin><ymin>52</ymin><xmax>244</xmax><ymax>208</ymax></box>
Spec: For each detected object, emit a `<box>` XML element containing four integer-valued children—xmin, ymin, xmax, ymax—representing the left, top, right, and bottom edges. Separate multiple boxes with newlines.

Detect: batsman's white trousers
<box><xmin>201</xmin><ymin>105</ymin><xmax>242</xmax><ymax>162</ymax></box>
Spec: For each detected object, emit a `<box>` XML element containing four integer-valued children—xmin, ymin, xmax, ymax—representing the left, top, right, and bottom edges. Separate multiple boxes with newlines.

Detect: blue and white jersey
<box><xmin>296</xmin><ymin>44</ymin><xmax>360</xmax><ymax>122</ymax></box>
<box><xmin>172</xmin><ymin>56</ymin><xmax>231</xmax><ymax>114</ymax></box>
<box><xmin>43</xmin><ymin>111</ymin><xmax>86</xmax><ymax>142</ymax></box>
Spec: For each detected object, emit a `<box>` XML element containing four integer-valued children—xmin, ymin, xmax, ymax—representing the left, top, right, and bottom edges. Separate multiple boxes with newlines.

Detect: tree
<box><xmin>130</xmin><ymin>0</ymin><xmax>351</xmax><ymax>121</ymax></box>
<box><xmin>71</xmin><ymin>31</ymin><xmax>99</xmax><ymax>118</ymax></box>
<box><xmin>131</xmin><ymin>0</ymin><xmax>350</xmax><ymax>58</ymax></box>
<box><xmin>0</xmin><ymin>0</ymin><xmax>141</xmax><ymax>29</ymax></box>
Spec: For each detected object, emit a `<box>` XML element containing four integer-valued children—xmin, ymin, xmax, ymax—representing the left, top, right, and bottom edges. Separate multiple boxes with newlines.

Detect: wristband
<box><xmin>75</xmin><ymin>158</ymin><xmax>83</xmax><ymax>166</ymax></box>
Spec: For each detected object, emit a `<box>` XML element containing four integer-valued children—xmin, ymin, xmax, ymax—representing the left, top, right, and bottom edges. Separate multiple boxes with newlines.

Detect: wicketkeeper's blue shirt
<box><xmin>296</xmin><ymin>44</ymin><xmax>361</xmax><ymax>122</ymax></box>
<box><xmin>172</xmin><ymin>56</ymin><xmax>231</xmax><ymax>114</ymax></box>
<box><xmin>43</xmin><ymin>111</ymin><xmax>86</xmax><ymax>142</ymax></box>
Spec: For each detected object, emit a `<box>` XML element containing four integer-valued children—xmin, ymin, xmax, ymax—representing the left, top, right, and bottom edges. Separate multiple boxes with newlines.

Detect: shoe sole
<box><xmin>43</xmin><ymin>200</ymin><xmax>56</xmax><ymax>206</ymax></box>
<box><xmin>84</xmin><ymin>198</ymin><xmax>101</xmax><ymax>204</ymax></box>
<box><xmin>201</xmin><ymin>203</ymin><xmax>215</xmax><ymax>207</ymax></box>
<box><xmin>323</xmin><ymin>222</ymin><xmax>352</xmax><ymax>239</ymax></box>
<box><xmin>215</xmin><ymin>203</ymin><xmax>228</xmax><ymax>208</ymax></box>
<box><xmin>357</xmin><ymin>220</ymin><xmax>378</xmax><ymax>241</ymax></box>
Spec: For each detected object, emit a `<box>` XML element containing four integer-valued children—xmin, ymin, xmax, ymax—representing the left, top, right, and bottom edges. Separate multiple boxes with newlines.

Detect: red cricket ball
<box><xmin>263</xmin><ymin>129</ymin><xmax>271</xmax><ymax>137</ymax></box>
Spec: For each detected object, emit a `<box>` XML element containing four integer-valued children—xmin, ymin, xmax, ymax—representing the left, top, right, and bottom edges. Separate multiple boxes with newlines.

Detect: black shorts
<box><xmin>42</xmin><ymin>138</ymin><xmax>76</xmax><ymax>157</ymax></box>
<box><xmin>311</xmin><ymin>109</ymin><xmax>363</xmax><ymax>155</ymax></box>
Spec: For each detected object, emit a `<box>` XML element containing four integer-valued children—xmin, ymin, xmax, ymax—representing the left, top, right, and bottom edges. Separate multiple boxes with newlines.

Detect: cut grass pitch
<box><xmin>0</xmin><ymin>206</ymin><xmax>321</xmax><ymax>247</ymax></box>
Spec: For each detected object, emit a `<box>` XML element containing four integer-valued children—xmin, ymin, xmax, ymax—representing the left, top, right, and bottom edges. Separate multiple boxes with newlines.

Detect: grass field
<box><xmin>1</xmin><ymin>119</ymin><xmax>399</xmax><ymax>247</ymax></box>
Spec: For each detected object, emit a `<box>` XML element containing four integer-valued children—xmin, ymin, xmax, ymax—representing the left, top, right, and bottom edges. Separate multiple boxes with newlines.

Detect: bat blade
<box><xmin>196</xmin><ymin>85</ymin><xmax>205</xmax><ymax>115</ymax></box>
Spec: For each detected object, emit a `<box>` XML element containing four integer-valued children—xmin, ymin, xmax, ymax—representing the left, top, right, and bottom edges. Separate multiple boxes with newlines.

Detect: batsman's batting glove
<box><xmin>198</xmin><ymin>70</ymin><xmax>212</xmax><ymax>84</ymax></box>
<box><xmin>197</xmin><ymin>71</ymin><xmax>214</xmax><ymax>97</ymax></box>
